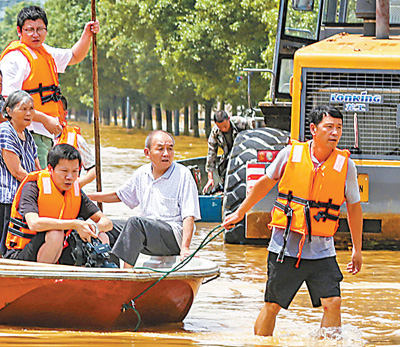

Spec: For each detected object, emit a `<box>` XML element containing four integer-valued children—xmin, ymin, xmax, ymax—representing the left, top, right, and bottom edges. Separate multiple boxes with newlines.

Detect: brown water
<box><xmin>0</xmin><ymin>123</ymin><xmax>398</xmax><ymax>346</ymax></box>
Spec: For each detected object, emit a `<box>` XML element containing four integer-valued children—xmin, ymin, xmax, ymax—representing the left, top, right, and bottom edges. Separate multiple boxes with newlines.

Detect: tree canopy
<box><xmin>0</xmin><ymin>0</ymin><xmax>280</xmax><ymax>118</ymax></box>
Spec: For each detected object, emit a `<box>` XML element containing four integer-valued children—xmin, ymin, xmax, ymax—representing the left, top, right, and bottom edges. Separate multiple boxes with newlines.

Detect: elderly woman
<box><xmin>0</xmin><ymin>90</ymin><xmax>40</xmax><ymax>255</ymax></box>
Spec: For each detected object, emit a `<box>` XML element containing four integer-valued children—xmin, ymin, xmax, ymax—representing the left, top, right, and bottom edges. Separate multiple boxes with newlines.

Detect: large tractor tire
<box><xmin>223</xmin><ymin>127</ymin><xmax>290</xmax><ymax>244</ymax></box>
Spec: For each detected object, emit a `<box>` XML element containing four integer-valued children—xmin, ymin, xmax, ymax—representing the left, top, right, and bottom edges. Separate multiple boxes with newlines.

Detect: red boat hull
<box><xmin>0</xmin><ymin>256</ymin><xmax>219</xmax><ymax>331</ymax></box>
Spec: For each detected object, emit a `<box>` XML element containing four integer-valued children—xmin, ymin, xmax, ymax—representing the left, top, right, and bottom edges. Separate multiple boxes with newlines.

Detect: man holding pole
<box><xmin>0</xmin><ymin>5</ymin><xmax>100</xmax><ymax>168</ymax></box>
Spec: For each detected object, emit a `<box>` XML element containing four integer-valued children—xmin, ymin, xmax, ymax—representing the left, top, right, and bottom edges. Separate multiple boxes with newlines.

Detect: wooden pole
<box><xmin>91</xmin><ymin>0</ymin><xmax>102</xmax><ymax>210</ymax></box>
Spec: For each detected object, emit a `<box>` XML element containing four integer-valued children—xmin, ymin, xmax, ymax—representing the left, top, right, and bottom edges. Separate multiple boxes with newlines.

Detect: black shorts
<box><xmin>264</xmin><ymin>252</ymin><xmax>343</xmax><ymax>309</ymax></box>
<box><xmin>4</xmin><ymin>232</ymin><xmax>73</xmax><ymax>263</ymax></box>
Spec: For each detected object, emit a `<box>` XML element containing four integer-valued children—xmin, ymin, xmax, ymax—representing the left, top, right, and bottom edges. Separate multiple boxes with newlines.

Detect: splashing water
<box><xmin>309</xmin><ymin>324</ymin><xmax>364</xmax><ymax>346</ymax></box>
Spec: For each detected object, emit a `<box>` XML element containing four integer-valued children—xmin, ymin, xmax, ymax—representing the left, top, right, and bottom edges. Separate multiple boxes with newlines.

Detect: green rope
<box><xmin>121</xmin><ymin>224</ymin><xmax>225</xmax><ymax>331</ymax></box>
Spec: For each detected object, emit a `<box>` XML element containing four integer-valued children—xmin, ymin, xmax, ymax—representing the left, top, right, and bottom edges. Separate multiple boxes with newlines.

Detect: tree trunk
<box><xmin>126</xmin><ymin>96</ymin><xmax>132</xmax><ymax>129</ymax></box>
<box><xmin>121</xmin><ymin>97</ymin><xmax>126</xmax><ymax>128</ymax></box>
<box><xmin>145</xmin><ymin>104</ymin><xmax>153</xmax><ymax>131</ymax></box>
<box><xmin>204</xmin><ymin>99</ymin><xmax>213</xmax><ymax>138</ymax></box>
<box><xmin>166</xmin><ymin>110</ymin><xmax>173</xmax><ymax>133</ymax></box>
<box><xmin>174</xmin><ymin>109</ymin><xmax>180</xmax><ymax>136</ymax></box>
<box><xmin>155</xmin><ymin>103</ymin><xmax>162</xmax><ymax>130</ymax></box>
<box><xmin>135</xmin><ymin>102</ymin><xmax>142</xmax><ymax>130</ymax></box>
<box><xmin>192</xmin><ymin>100</ymin><xmax>199</xmax><ymax>138</ymax></box>
<box><xmin>113</xmin><ymin>108</ymin><xmax>118</xmax><ymax>126</ymax></box>
<box><xmin>183</xmin><ymin>106</ymin><xmax>189</xmax><ymax>136</ymax></box>
<box><xmin>104</xmin><ymin>107</ymin><xmax>111</xmax><ymax>126</ymax></box>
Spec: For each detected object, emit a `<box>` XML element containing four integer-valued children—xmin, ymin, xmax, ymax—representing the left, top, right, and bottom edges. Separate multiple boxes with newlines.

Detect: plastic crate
<box><xmin>198</xmin><ymin>195</ymin><xmax>223</xmax><ymax>223</ymax></box>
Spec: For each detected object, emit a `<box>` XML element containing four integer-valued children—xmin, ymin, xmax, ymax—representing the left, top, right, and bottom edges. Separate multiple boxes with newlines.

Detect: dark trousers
<box><xmin>0</xmin><ymin>203</ymin><xmax>11</xmax><ymax>256</ymax></box>
<box><xmin>111</xmin><ymin>217</ymin><xmax>180</xmax><ymax>266</ymax></box>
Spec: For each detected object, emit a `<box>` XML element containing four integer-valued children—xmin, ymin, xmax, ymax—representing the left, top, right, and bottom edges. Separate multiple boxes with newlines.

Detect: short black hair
<box><xmin>47</xmin><ymin>144</ymin><xmax>81</xmax><ymax>169</ymax></box>
<box><xmin>309</xmin><ymin>106</ymin><xmax>343</xmax><ymax>127</ymax></box>
<box><xmin>17</xmin><ymin>6</ymin><xmax>48</xmax><ymax>30</ymax></box>
<box><xmin>214</xmin><ymin>110</ymin><xmax>229</xmax><ymax>123</ymax></box>
<box><xmin>0</xmin><ymin>70</ymin><xmax>2</xmax><ymax>77</ymax></box>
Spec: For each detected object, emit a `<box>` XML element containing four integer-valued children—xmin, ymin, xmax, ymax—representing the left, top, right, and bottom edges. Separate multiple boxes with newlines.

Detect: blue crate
<box><xmin>198</xmin><ymin>195</ymin><xmax>223</xmax><ymax>223</ymax></box>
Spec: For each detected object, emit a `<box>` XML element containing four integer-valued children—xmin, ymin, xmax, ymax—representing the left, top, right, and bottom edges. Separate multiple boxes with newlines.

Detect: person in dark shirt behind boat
<box><xmin>0</xmin><ymin>5</ymin><xmax>100</xmax><ymax>168</ymax></box>
<box><xmin>4</xmin><ymin>144</ymin><xmax>112</xmax><ymax>264</ymax></box>
<box><xmin>87</xmin><ymin>130</ymin><xmax>201</xmax><ymax>268</ymax></box>
<box><xmin>222</xmin><ymin>106</ymin><xmax>363</xmax><ymax>337</ymax></box>
<box><xmin>203</xmin><ymin>110</ymin><xmax>252</xmax><ymax>194</ymax></box>
<box><xmin>0</xmin><ymin>90</ymin><xmax>40</xmax><ymax>256</ymax></box>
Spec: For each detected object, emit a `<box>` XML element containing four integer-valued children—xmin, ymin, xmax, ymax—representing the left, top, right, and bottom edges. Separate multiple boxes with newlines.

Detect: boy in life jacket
<box><xmin>0</xmin><ymin>5</ymin><xmax>99</xmax><ymax>168</ymax></box>
<box><xmin>222</xmin><ymin>106</ymin><xmax>363</xmax><ymax>337</ymax></box>
<box><xmin>3</xmin><ymin>144</ymin><xmax>112</xmax><ymax>264</ymax></box>
<box><xmin>54</xmin><ymin>96</ymin><xmax>96</xmax><ymax>188</ymax></box>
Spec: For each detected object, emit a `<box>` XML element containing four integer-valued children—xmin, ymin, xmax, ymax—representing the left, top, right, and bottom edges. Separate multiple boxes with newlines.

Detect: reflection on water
<box><xmin>0</xmin><ymin>123</ymin><xmax>399</xmax><ymax>346</ymax></box>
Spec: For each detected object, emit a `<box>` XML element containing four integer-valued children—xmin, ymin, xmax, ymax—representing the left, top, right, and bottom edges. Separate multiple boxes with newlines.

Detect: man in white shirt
<box><xmin>0</xmin><ymin>5</ymin><xmax>100</xmax><ymax>168</ymax></box>
<box><xmin>87</xmin><ymin>130</ymin><xmax>201</xmax><ymax>267</ymax></box>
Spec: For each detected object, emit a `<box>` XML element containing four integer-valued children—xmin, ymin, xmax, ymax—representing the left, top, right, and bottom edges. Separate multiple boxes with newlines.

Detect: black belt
<box><xmin>24</xmin><ymin>84</ymin><xmax>62</xmax><ymax>105</ymax></box>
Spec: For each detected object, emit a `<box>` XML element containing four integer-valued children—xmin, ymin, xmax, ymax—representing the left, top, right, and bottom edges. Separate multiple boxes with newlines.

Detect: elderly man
<box><xmin>88</xmin><ymin>130</ymin><xmax>201</xmax><ymax>267</ymax></box>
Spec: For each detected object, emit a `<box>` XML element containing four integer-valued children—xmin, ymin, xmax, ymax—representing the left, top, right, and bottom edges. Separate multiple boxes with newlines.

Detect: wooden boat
<box><xmin>0</xmin><ymin>255</ymin><xmax>219</xmax><ymax>331</ymax></box>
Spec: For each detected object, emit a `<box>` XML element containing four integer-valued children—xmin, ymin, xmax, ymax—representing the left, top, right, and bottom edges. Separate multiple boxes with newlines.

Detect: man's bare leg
<box><xmin>254</xmin><ymin>302</ymin><xmax>282</xmax><ymax>336</ymax></box>
<box><xmin>36</xmin><ymin>230</ymin><xmax>64</xmax><ymax>263</ymax></box>
<box><xmin>320</xmin><ymin>296</ymin><xmax>341</xmax><ymax>328</ymax></box>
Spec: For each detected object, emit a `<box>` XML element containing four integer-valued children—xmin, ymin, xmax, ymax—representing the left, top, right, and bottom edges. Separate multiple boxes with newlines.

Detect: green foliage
<box><xmin>0</xmin><ymin>1</ymin><xmax>37</xmax><ymax>50</ymax></box>
<box><xmin>1</xmin><ymin>0</ymin><xmax>280</xmax><ymax>114</ymax></box>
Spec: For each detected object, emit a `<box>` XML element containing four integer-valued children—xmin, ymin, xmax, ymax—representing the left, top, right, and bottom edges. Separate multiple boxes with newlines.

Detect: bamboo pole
<box><xmin>91</xmin><ymin>0</ymin><xmax>102</xmax><ymax>210</ymax></box>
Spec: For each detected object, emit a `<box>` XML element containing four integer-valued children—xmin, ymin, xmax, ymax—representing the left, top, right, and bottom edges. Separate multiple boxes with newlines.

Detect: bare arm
<box><xmin>33</xmin><ymin>109</ymin><xmax>62</xmax><ymax>135</ymax></box>
<box><xmin>86</xmin><ymin>191</ymin><xmax>121</xmax><ymax>203</ymax></box>
<box><xmin>222</xmin><ymin>174</ymin><xmax>278</xmax><ymax>228</ymax></box>
<box><xmin>346</xmin><ymin>201</ymin><xmax>363</xmax><ymax>274</ymax></box>
<box><xmin>77</xmin><ymin>167</ymin><xmax>96</xmax><ymax>188</ymax></box>
<box><xmin>35</xmin><ymin>158</ymin><xmax>41</xmax><ymax>170</ymax></box>
<box><xmin>2</xmin><ymin>149</ymin><xmax>29</xmax><ymax>181</ymax></box>
<box><xmin>202</xmin><ymin>171</ymin><xmax>215</xmax><ymax>194</ymax></box>
<box><xmin>180</xmin><ymin>216</ymin><xmax>195</xmax><ymax>259</ymax></box>
<box><xmin>69</xmin><ymin>21</ymin><xmax>100</xmax><ymax>65</ymax></box>
<box><xmin>89</xmin><ymin>210</ymin><xmax>113</xmax><ymax>233</ymax></box>
<box><xmin>24</xmin><ymin>212</ymin><xmax>97</xmax><ymax>242</ymax></box>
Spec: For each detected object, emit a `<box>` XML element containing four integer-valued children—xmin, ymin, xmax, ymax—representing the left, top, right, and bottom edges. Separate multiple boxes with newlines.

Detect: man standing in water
<box><xmin>0</xmin><ymin>5</ymin><xmax>100</xmax><ymax>168</ymax></box>
<box><xmin>87</xmin><ymin>130</ymin><xmax>201</xmax><ymax>267</ymax></box>
<box><xmin>223</xmin><ymin>106</ymin><xmax>363</xmax><ymax>336</ymax></box>
<box><xmin>203</xmin><ymin>110</ymin><xmax>252</xmax><ymax>194</ymax></box>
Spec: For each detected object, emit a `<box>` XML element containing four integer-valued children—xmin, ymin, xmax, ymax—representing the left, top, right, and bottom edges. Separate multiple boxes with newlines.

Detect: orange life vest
<box><xmin>54</xmin><ymin>126</ymin><xmax>81</xmax><ymax>149</ymax></box>
<box><xmin>0</xmin><ymin>41</ymin><xmax>65</xmax><ymax>124</ymax></box>
<box><xmin>269</xmin><ymin>140</ymin><xmax>349</xmax><ymax>264</ymax></box>
<box><xmin>6</xmin><ymin>169</ymin><xmax>81</xmax><ymax>250</ymax></box>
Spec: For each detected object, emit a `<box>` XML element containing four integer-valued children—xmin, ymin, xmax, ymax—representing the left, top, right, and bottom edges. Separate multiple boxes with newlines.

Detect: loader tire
<box><xmin>223</xmin><ymin>127</ymin><xmax>289</xmax><ymax>244</ymax></box>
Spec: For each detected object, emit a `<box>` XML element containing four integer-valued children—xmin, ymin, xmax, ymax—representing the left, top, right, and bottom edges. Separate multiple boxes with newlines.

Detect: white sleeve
<box><xmin>345</xmin><ymin>159</ymin><xmax>360</xmax><ymax>204</ymax></box>
<box><xmin>179</xmin><ymin>169</ymin><xmax>201</xmax><ymax>221</ymax></box>
<box><xmin>0</xmin><ymin>51</ymin><xmax>30</xmax><ymax>96</ymax></box>
<box><xmin>116</xmin><ymin>173</ymin><xmax>139</xmax><ymax>209</ymax></box>
<box><xmin>42</xmin><ymin>44</ymin><xmax>73</xmax><ymax>73</ymax></box>
<box><xmin>265</xmin><ymin>145</ymin><xmax>291</xmax><ymax>180</ymax></box>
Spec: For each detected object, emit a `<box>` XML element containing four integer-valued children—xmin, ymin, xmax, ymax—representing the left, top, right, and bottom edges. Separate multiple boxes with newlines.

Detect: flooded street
<box><xmin>0</xmin><ymin>123</ymin><xmax>399</xmax><ymax>346</ymax></box>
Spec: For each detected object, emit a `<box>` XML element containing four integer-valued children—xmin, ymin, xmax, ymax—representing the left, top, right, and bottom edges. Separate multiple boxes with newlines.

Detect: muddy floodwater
<box><xmin>0</xmin><ymin>123</ymin><xmax>399</xmax><ymax>346</ymax></box>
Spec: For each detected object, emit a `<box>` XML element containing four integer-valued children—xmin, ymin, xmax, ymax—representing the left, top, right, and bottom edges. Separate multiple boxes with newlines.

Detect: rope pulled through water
<box><xmin>121</xmin><ymin>224</ymin><xmax>225</xmax><ymax>331</ymax></box>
